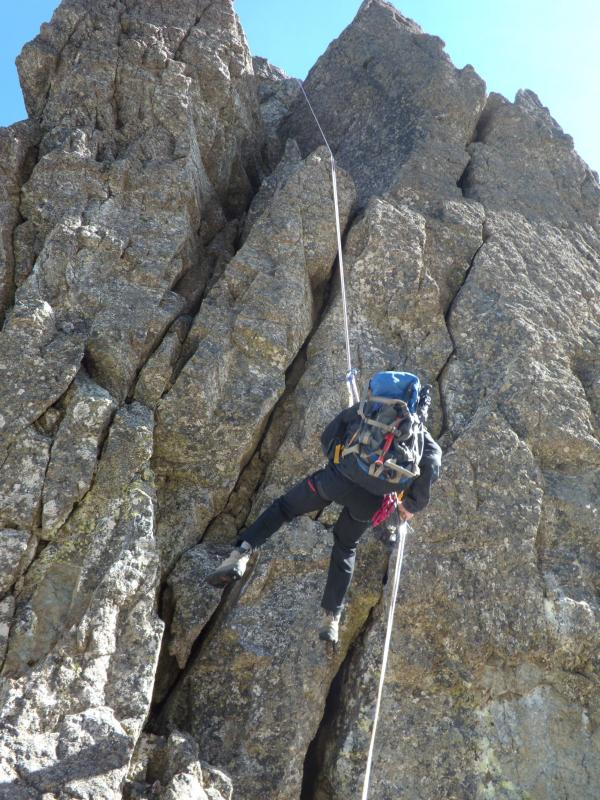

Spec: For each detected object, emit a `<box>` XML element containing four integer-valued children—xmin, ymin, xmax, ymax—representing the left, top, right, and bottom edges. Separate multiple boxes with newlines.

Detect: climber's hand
<box><xmin>397</xmin><ymin>503</ymin><xmax>413</xmax><ymax>522</ymax></box>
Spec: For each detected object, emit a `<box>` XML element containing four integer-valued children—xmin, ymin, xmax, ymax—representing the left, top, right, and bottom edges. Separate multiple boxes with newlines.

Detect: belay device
<box><xmin>343</xmin><ymin>370</ymin><xmax>423</xmax><ymax>486</ymax></box>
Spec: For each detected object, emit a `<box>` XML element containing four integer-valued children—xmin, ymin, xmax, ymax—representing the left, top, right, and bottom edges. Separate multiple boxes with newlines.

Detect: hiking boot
<box><xmin>319</xmin><ymin>610</ymin><xmax>341</xmax><ymax>643</ymax></box>
<box><xmin>207</xmin><ymin>541</ymin><xmax>252</xmax><ymax>587</ymax></box>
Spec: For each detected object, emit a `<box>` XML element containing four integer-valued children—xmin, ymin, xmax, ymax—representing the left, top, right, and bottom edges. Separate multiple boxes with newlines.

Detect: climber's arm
<box><xmin>401</xmin><ymin>430</ymin><xmax>442</xmax><ymax>516</ymax></box>
<box><xmin>320</xmin><ymin>403</ymin><xmax>360</xmax><ymax>460</ymax></box>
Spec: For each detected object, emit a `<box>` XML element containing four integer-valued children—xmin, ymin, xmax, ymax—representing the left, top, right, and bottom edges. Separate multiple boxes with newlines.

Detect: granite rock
<box><xmin>123</xmin><ymin>730</ymin><xmax>232</xmax><ymax>800</ymax></box>
<box><xmin>0</xmin><ymin>426</ymin><xmax>51</xmax><ymax>530</ymax></box>
<box><xmin>0</xmin><ymin>529</ymin><xmax>34</xmax><ymax>595</ymax></box>
<box><xmin>462</xmin><ymin>90</ymin><xmax>600</xmax><ymax>227</ymax></box>
<box><xmin>12</xmin><ymin>0</ymin><xmax>265</xmax><ymax>401</ymax></box>
<box><xmin>42</xmin><ymin>371</ymin><xmax>117</xmax><ymax>538</ymax></box>
<box><xmin>303</xmin><ymin>12</ymin><xmax>599</xmax><ymax>796</ymax></box>
<box><xmin>0</xmin><ymin>121</ymin><xmax>39</xmax><ymax>316</ymax></box>
<box><xmin>0</xmin><ymin>404</ymin><xmax>163</xmax><ymax>799</ymax></box>
<box><xmin>162</xmin><ymin>516</ymin><xmax>388</xmax><ymax>800</ymax></box>
<box><xmin>252</xmin><ymin>56</ymin><xmax>301</xmax><ymax>170</ymax></box>
<box><xmin>0</xmin><ymin>596</ymin><xmax>16</xmax><ymax>669</ymax></box>
<box><xmin>0</xmin><ymin>0</ymin><xmax>598</xmax><ymax>798</ymax></box>
<box><xmin>154</xmin><ymin>144</ymin><xmax>355</xmax><ymax>571</ymax></box>
<box><xmin>164</xmin><ymin>542</ymin><xmax>232</xmax><ymax>670</ymax></box>
<box><xmin>281</xmin><ymin>0</ymin><xmax>486</xmax><ymax>205</ymax></box>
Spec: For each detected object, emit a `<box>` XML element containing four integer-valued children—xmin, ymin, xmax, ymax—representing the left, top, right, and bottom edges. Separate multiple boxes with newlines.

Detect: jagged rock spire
<box><xmin>0</xmin><ymin>1</ymin><xmax>599</xmax><ymax>798</ymax></box>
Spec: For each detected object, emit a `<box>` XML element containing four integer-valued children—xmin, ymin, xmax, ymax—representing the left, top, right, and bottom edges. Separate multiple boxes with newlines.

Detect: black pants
<box><xmin>237</xmin><ymin>463</ymin><xmax>382</xmax><ymax>613</ymax></box>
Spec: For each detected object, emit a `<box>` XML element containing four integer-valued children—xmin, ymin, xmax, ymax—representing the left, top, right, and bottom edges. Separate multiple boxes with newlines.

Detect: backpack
<box><xmin>342</xmin><ymin>371</ymin><xmax>425</xmax><ymax>487</ymax></box>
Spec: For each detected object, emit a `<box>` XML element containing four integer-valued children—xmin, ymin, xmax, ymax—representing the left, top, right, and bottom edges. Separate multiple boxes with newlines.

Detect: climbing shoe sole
<box><xmin>206</xmin><ymin>566</ymin><xmax>244</xmax><ymax>587</ymax></box>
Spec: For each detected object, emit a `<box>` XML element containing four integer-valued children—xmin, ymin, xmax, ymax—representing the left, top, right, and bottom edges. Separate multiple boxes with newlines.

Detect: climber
<box><xmin>207</xmin><ymin>371</ymin><xmax>442</xmax><ymax>643</ymax></box>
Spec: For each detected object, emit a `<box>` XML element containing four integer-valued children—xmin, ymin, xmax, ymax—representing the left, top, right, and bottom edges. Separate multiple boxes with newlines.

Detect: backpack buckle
<box><xmin>333</xmin><ymin>443</ymin><xmax>344</xmax><ymax>464</ymax></box>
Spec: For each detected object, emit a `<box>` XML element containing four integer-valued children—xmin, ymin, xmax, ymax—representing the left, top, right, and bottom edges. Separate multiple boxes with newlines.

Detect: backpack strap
<box><xmin>343</xmin><ymin>416</ymin><xmax>424</xmax><ymax>483</ymax></box>
<box><xmin>369</xmin><ymin>459</ymin><xmax>420</xmax><ymax>481</ymax></box>
<box><xmin>341</xmin><ymin>443</ymin><xmax>421</xmax><ymax>480</ymax></box>
<box><xmin>358</xmin><ymin>396</ymin><xmax>410</xmax><ymax>433</ymax></box>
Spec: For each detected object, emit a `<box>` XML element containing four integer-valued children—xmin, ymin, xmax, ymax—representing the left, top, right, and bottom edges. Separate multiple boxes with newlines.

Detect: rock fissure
<box><xmin>0</xmin><ymin>122</ymin><xmax>40</xmax><ymax>322</ymax></box>
<box><xmin>146</xmin><ymin>566</ymin><xmax>250</xmax><ymax>734</ymax></box>
<box><xmin>435</xmin><ymin>218</ymin><xmax>487</xmax><ymax>439</ymax></box>
<box><xmin>127</xmin><ymin>314</ymin><xmax>189</xmax><ymax>404</ymax></box>
<box><xmin>173</xmin><ymin>3</ymin><xmax>216</xmax><ymax>63</ymax></box>
<box><xmin>40</xmin><ymin>398</ymin><xmax>120</xmax><ymax>541</ymax></box>
<box><xmin>167</xmin><ymin>290</ymin><xmax>227</xmax><ymax>391</ymax></box>
<box><xmin>10</xmin><ymin>537</ymin><xmax>48</xmax><ymax>594</ymax></box>
<box><xmin>444</xmin><ymin>221</ymin><xmax>488</xmax><ymax>326</ymax></box>
<box><xmin>163</xmin><ymin>217</ymin><xmax>267</xmax><ymax>392</ymax></box>
<box><xmin>571</xmin><ymin>364</ymin><xmax>600</xmax><ymax>437</ymax></box>
<box><xmin>1</xmin><ymin>221</ymin><xmax>21</xmax><ymax>324</ymax></box>
<box><xmin>45</xmin><ymin>14</ymin><xmax>89</xmax><ymax>114</ymax></box>
<box><xmin>198</xmin><ymin>210</ymin><xmax>358</xmax><ymax>549</ymax></box>
<box><xmin>3</xmin><ymin>211</ymin><xmax>27</xmax><ymax>323</ymax></box>
<box><xmin>300</xmin><ymin>591</ymin><xmax>383</xmax><ymax>800</ymax></box>
<box><xmin>533</xmin><ymin>496</ymin><xmax>547</xmax><ymax>596</ymax></box>
<box><xmin>199</xmin><ymin>348</ymin><xmax>309</xmax><ymax>546</ymax></box>
<box><xmin>104</xmin><ymin>12</ymin><xmax>125</xmax><ymax>150</ymax></box>
<box><xmin>148</xmin><ymin>228</ymin><xmax>353</xmax><ymax>702</ymax></box>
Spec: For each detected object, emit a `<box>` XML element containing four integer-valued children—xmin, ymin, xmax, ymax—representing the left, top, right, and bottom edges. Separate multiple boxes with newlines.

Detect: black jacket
<box><xmin>320</xmin><ymin>403</ymin><xmax>442</xmax><ymax>514</ymax></box>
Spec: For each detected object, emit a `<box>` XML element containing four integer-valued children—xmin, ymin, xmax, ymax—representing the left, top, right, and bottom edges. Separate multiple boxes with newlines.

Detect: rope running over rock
<box><xmin>296</xmin><ymin>79</ymin><xmax>359</xmax><ymax>406</ymax></box>
<box><xmin>296</xmin><ymin>79</ymin><xmax>410</xmax><ymax>800</ymax></box>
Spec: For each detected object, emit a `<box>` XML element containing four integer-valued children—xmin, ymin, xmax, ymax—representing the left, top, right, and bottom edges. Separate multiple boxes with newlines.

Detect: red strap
<box><xmin>374</xmin><ymin>432</ymin><xmax>395</xmax><ymax>467</ymax></box>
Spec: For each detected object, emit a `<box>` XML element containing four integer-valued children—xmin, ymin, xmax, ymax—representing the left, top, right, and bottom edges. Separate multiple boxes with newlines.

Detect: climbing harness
<box><xmin>361</xmin><ymin>505</ymin><xmax>409</xmax><ymax>800</ymax></box>
<box><xmin>297</xmin><ymin>83</ymin><xmax>411</xmax><ymax>800</ymax></box>
<box><xmin>296</xmin><ymin>79</ymin><xmax>359</xmax><ymax>407</ymax></box>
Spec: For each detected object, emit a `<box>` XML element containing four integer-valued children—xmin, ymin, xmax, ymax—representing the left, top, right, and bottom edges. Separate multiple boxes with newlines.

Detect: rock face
<box><xmin>0</xmin><ymin>1</ymin><xmax>598</xmax><ymax>799</ymax></box>
<box><xmin>282</xmin><ymin>0</ymin><xmax>486</xmax><ymax>206</ymax></box>
<box><xmin>153</xmin><ymin>139</ymin><xmax>355</xmax><ymax>573</ymax></box>
<box><xmin>0</xmin><ymin>1</ymin><xmax>265</xmax><ymax>797</ymax></box>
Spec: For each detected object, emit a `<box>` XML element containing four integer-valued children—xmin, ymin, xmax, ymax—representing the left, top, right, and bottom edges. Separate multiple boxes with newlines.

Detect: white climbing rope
<box><xmin>296</xmin><ymin>79</ymin><xmax>359</xmax><ymax>407</ymax></box>
<box><xmin>296</xmin><ymin>84</ymin><xmax>410</xmax><ymax>798</ymax></box>
<box><xmin>361</xmin><ymin>513</ymin><xmax>409</xmax><ymax>800</ymax></box>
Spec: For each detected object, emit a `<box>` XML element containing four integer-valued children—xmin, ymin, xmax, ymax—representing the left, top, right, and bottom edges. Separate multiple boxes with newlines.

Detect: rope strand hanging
<box><xmin>361</xmin><ymin>512</ymin><xmax>408</xmax><ymax>800</ymax></box>
<box><xmin>296</xmin><ymin>79</ymin><xmax>359</xmax><ymax>407</ymax></box>
<box><xmin>297</xmin><ymin>80</ymin><xmax>410</xmax><ymax>800</ymax></box>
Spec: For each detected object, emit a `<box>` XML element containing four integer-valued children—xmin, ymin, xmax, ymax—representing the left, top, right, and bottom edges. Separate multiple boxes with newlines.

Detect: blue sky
<box><xmin>2</xmin><ymin>0</ymin><xmax>599</xmax><ymax>174</ymax></box>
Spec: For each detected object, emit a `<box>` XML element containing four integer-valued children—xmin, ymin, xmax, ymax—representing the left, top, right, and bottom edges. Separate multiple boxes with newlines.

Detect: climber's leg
<box><xmin>207</xmin><ymin>472</ymin><xmax>330</xmax><ymax>586</ymax></box>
